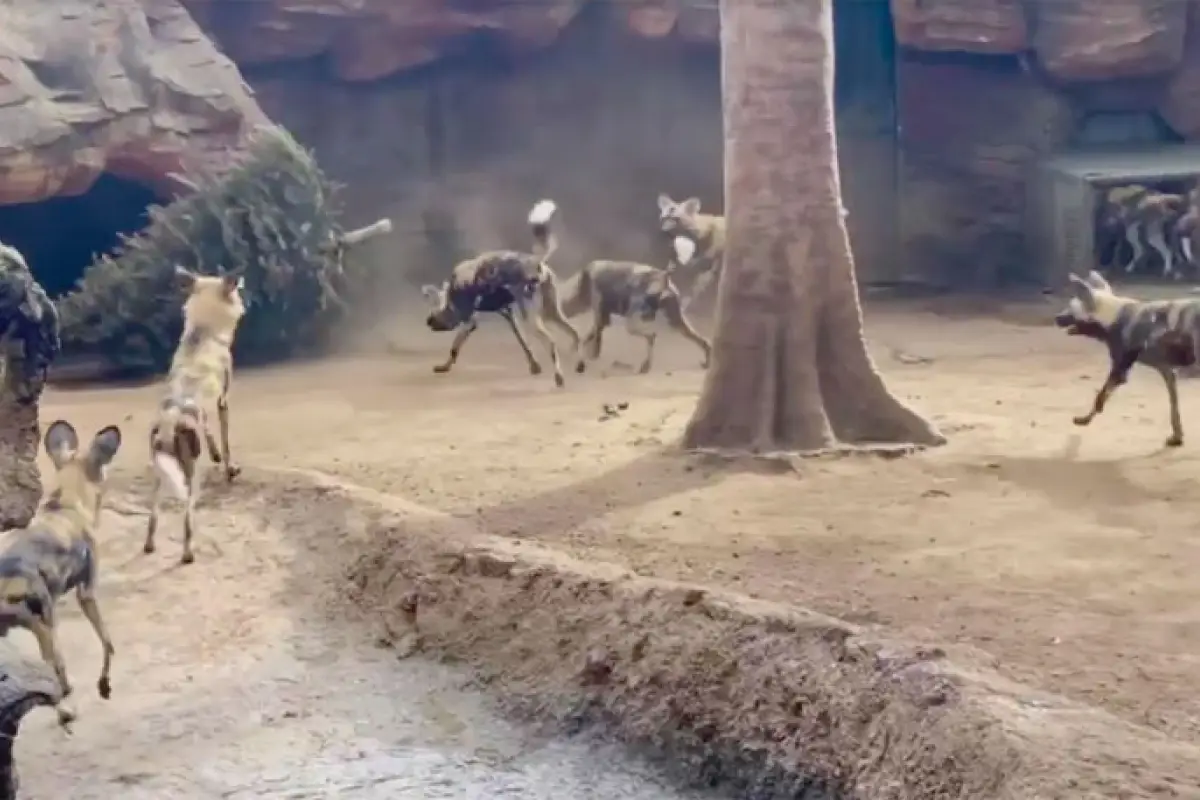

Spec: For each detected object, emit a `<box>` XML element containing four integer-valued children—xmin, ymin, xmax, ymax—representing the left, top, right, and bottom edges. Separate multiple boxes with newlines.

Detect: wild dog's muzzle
<box><xmin>1054</xmin><ymin>312</ymin><xmax>1077</xmax><ymax>330</ymax></box>
<box><xmin>426</xmin><ymin>312</ymin><xmax>456</xmax><ymax>332</ymax></box>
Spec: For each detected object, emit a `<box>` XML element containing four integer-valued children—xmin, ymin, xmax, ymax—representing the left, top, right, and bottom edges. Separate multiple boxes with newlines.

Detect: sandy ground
<box><xmin>11</xmin><ymin>292</ymin><xmax>1200</xmax><ymax>789</ymax></box>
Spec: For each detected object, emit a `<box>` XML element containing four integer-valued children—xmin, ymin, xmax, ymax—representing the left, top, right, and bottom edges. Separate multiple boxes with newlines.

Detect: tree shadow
<box><xmin>473</xmin><ymin>446</ymin><xmax>788</xmax><ymax>542</ymax></box>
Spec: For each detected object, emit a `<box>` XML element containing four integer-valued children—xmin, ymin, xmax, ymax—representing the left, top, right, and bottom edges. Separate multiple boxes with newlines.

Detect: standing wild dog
<box><xmin>422</xmin><ymin>200</ymin><xmax>582</xmax><ymax>387</ymax></box>
<box><xmin>145</xmin><ymin>267</ymin><xmax>247</xmax><ymax>565</ymax></box>
<box><xmin>1099</xmin><ymin>185</ymin><xmax>1189</xmax><ymax>279</ymax></box>
<box><xmin>1054</xmin><ymin>270</ymin><xmax>1200</xmax><ymax>447</ymax></box>
<box><xmin>0</xmin><ymin>420</ymin><xmax>122</xmax><ymax>727</ymax></box>
<box><xmin>656</xmin><ymin>194</ymin><xmax>725</xmax><ymax>310</ymax></box>
<box><xmin>561</xmin><ymin>235</ymin><xmax>711</xmax><ymax>375</ymax></box>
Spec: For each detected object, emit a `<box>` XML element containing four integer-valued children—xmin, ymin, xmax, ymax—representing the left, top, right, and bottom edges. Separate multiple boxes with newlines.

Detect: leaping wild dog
<box><xmin>1098</xmin><ymin>185</ymin><xmax>1189</xmax><ymax>279</ymax></box>
<box><xmin>421</xmin><ymin>200</ymin><xmax>582</xmax><ymax>387</ymax></box>
<box><xmin>560</xmin><ymin>234</ymin><xmax>711</xmax><ymax>375</ymax></box>
<box><xmin>1054</xmin><ymin>269</ymin><xmax>1200</xmax><ymax>447</ymax></box>
<box><xmin>0</xmin><ymin>420</ymin><xmax>123</xmax><ymax>728</ymax></box>
<box><xmin>145</xmin><ymin>267</ymin><xmax>247</xmax><ymax>565</ymax></box>
<box><xmin>656</xmin><ymin>193</ymin><xmax>725</xmax><ymax>310</ymax></box>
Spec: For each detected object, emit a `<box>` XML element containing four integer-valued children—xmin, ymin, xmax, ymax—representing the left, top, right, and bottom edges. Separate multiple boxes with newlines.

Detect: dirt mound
<box><xmin>247</xmin><ymin>468</ymin><xmax>1200</xmax><ymax>800</ymax></box>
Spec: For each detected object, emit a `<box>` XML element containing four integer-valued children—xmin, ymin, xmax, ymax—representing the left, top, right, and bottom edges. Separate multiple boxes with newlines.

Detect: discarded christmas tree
<box><xmin>56</xmin><ymin>125</ymin><xmax>392</xmax><ymax>372</ymax></box>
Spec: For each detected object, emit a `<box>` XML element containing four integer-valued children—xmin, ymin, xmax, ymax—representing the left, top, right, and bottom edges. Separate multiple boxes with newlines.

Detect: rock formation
<box><xmin>0</xmin><ymin>243</ymin><xmax>59</xmax><ymax>530</ymax></box>
<box><xmin>0</xmin><ymin>0</ymin><xmax>267</xmax><ymax>207</ymax></box>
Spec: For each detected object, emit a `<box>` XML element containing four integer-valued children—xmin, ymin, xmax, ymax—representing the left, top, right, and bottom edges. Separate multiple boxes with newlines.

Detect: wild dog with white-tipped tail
<box><xmin>145</xmin><ymin>267</ymin><xmax>247</xmax><ymax>565</ymax></box>
<box><xmin>656</xmin><ymin>193</ymin><xmax>725</xmax><ymax>310</ymax></box>
<box><xmin>560</xmin><ymin>234</ymin><xmax>711</xmax><ymax>375</ymax></box>
<box><xmin>421</xmin><ymin>200</ymin><xmax>582</xmax><ymax>387</ymax></box>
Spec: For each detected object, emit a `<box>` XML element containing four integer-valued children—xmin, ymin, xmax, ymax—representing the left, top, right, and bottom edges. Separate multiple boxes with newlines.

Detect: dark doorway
<box><xmin>0</xmin><ymin>173</ymin><xmax>159</xmax><ymax>298</ymax></box>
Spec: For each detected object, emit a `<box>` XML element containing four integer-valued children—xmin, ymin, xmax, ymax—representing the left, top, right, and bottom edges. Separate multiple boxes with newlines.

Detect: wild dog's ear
<box><xmin>657</xmin><ymin>193</ymin><xmax>674</xmax><ymax>212</ymax></box>
<box><xmin>1083</xmin><ymin>270</ymin><xmax>1112</xmax><ymax>293</ymax></box>
<box><xmin>222</xmin><ymin>272</ymin><xmax>245</xmax><ymax>297</ymax></box>
<box><xmin>84</xmin><ymin>426</ymin><xmax>122</xmax><ymax>476</ymax></box>
<box><xmin>43</xmin><ymin>420</ymin><xmax>79</xmax><ymax>470</ymax></box>
<box><xmin>175</xmin><ymin>266</ymin><xmax>199</xmax><ymax>290</ymax></box>
<box><xmin>421</xmin><ymin>283</ymin><xmax>446</xmax><ymax>306</ymax></box>
<box><xmin>680</xmin><ymin>197</ymin><xmax>702</xmax><ymax>216</ymax></box>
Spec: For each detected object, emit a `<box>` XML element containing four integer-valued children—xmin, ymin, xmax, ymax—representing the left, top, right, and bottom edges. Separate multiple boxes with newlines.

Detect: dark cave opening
<box><xmin>0</xmin><ymin>173</ymin><xmax>159</xmax><ymax>298</ymax></box>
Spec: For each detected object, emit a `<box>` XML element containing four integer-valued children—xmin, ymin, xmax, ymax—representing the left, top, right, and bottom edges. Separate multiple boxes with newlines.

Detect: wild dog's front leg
<box><xmin>433</xmin><ymin>319</ymin><xmax>478</xmax><ymax>374</ymax></box>
<box><xmin>217</xmin><ymin>370</ymin><xmax>240</xmax><ymax>481</ymax></box>
<box><xmin>76</xmin><ymin>582</ymin><xmax>115</xmax><ymax>700</ymax></box>
<box><xmin>498</xmin><ymin>308</ymin><xmax>542</xmax><ymax>375</ymax></box>
<box><xmin>1157</xmin><ymin>367</ymin><xmax>1185</xmax><ymax>447</ymax></box>
<box><xmin>1124</xmin><ymin>222</ymin><xmax>1145</xmax><ymax>273</ymax></box>
<box><xmin>1074</xmin><ymin>352</ymin><xmax>1139</xmax><ymax>427</ymax></box>
<box><xmin>30</xmin><ymin>619</ymin><xmax>74</xmax><ymax>727</ymax></box>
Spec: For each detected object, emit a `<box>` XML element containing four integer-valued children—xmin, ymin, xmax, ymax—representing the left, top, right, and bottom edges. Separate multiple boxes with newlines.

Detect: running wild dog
<box><xmin>1099</xmin><ymin>185</ymin><xmax>1189</xmax><ymax>279</ymax></box>
<box><xmin>1054</xmin><ymin>270</ymin><xmax>1199</xmax><ymax>447</ymax></box>
<box><xmin>656</xmin><ymin>193</ymin><xmax>725</xmax><ymax>310</ymax></box>
<box><xmin>421</xmin><ymin>200</ymin><xmax>582</xmax><ymax>387</ymax></box>
<box><xmin>145</xmin><ymin>267</ymin><xmax>247</xmax><ymax>565</ymax></box>
<box><xmin>0</xmin><ymin>420</ymin><xmax>122</xmax><ymax>727</ymax></box>
<box><xmin>561</xmin><ymin>234</ymin><xmax>711</xmax><ymax>375</ymax></box>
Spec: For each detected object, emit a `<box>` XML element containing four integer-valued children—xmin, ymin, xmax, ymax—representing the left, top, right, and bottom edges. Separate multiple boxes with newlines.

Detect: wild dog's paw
<box><xmin>529</xmin><ymin>362</ymin><xmax>543</xmax><ymax>375</ymax></box>
<box><xmin>554</xmin><ymin>373</ymin><xmax>565</xmax><ymax>388</ymax></box>
<box><xmin>180</xmin><ymin>551</ymin><xmax>196</xmax><ymax>566</ymax></box>
<box><xmin>1072</xmin><ymin>415</ymin><xmax>1093</xmax><ymax>427</ymax></box>
<box><xmin>575</xmin><ymin>361</ymin><xmax>586</xmax><ymax>374</ymax></box>
<box><xmin>225</xmin><ymin>464</ymin><xmax>242</xmax><ymax>482</ymax></box>
<box><xmin>56</xmin><ymin>702</ymin><xmax>77</xmax><ymax>731</ymax></box>
<box><xmin>142</xmin><ymin>540</ymin><xmax>156</xmax><ymax>554</ymax></box>
<box><xmin>637</xmin><ymin>362</ymin><xmax>652</xmax><ymax>375</ymax></box>
<box><xmin>1166</xmin><ymin>434</ymin><xmax>1184</xmax><ymax>447</ymax></box>
<box><xmin>433</xmin><ymin>364</ymin><xmax>451</xmax><ymax>374</ymax></box>
<box><xmin>98</xmin><ymin>676</ymin><xmax>112</xmax><ymax>699</ymax></box>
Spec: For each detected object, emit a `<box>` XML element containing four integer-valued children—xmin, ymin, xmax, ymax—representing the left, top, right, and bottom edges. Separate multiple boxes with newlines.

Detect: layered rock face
<box><xmin>0</xmin><ymin>0</ymin><xmax>267</xmax><ymax>206</ymax></box>
<box><xmin>5</xmin><ymin>0</ymin><xmax>1200</xmax><ymax>288</ymax></box>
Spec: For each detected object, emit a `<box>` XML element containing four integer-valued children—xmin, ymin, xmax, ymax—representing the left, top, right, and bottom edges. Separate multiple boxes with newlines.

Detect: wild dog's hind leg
<box><xmin>76</xmin><ymin>563</ymin><xmax>115</xmax><ymax>699</ymax></box>
<box><xmin>433</xmin><ymin>319</ymin><xmax>479</xmax><ymax>374</ymax></box>
<box><xmin>538</xmin><ymin>279</ymin><xmax>583</xmax><ymax>359</ymax></box>
<box><xmin>180</xmin><ymin>458</ymin><xmax>201</xmax><ymax>565</ymax></box>
<box><xmin>144</xmin><ymin>437</ymin><xmax>163</xmax><ymax>555</ymax></box>
<box><xmin>217</xmin><ymin>369</ymin><xmax>240</xmax><ymax>481</ymax></box>
<box><xmin>30</xmin><ymin>618</ymin><xmax>75</xmax><ymax>726</ymax></box>
<box><xmin>683</xmin><ymin>265</ymin><xmax>719</xmax><ymax>312</ymax></box>
<box><xmin>1157</xmin><ymin>366</ymin><xmax>1185</xmax><ymax>447</ymax></box>
<box><xmin>576</xmin><ymin>302</ymin><xmax>611</xmax><ymax>374</ymax></box>
<box><xmin>521</xmin><ymin>306</ymin><xmax>567</xmax><ymax>388</ymax></box>
<box><xmin>1074</xmin><ymin>351</ymin><xmax>1139</xmax><ymax>427</ymax></box>
<box><xmin>498</xmin><ymin>307</ymin><xmax>542</xmax><ymax>375</ymax></box>
<box><xmin>664</xmin><ymin>297</ymin><xmax>712</xmax><ymax>368</ymax></box>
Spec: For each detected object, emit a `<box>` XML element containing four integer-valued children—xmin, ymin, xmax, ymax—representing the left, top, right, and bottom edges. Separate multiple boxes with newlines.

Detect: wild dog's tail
<box><xmin>558</xmin><ymin>264</ymin><xmax>592</xmax><ymax>318</ymax></box>
<box><xmin>528</xmin><ymin>199</ymin><xmax>559</xmax><ymax>262</ymax></box>
<box><xmin>667</xmin><ymin>235</ymin><xmax>697</xmax><ymax>274</ymax></box>
<box><xmin>150</xmin><ymin>406</ymin><xmax>198</xmax><ymax>502</ymax></box>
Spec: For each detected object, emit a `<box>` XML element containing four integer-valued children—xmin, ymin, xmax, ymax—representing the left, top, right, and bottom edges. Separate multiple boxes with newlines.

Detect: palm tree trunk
<box><xmin>683</xmin><ymin>0</ymin><xmax>943</xmax><ymax>454</ymax></box>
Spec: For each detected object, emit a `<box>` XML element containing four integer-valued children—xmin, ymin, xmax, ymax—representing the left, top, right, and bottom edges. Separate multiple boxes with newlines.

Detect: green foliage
<box><xmin>56</xmin><ymin>126</ymin><xmax>363</xmax><ymax>371</ymax></box>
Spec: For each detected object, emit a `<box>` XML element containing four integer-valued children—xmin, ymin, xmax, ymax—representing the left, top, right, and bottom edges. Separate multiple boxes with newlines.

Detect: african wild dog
<box><xmin>0</xmin><ymin>420</ymin><xmax>122</xmax><ymax>728</ymax></box>
<box><xmin>145</xmin><ymin>267</ymin><xmax>247</xmax><ymax>565</ymax></box>
<box><xmin>1098</xmin><ymin>185</ymin><xmax>1189</xmax><ymax>279</ymax></box>
<box><xmin>421</xmin><ymin>200</ymin><xmax>582</xmax><ymax>387</ymax></box>
<box><xmin>656</xmin><ymin>193</ymin><xmax>725</xmax><ymax>310</ymax></box>
<box><xmin>1054</xmin><ymin>269</ymin><xmax>1200</xmax><ymax>447</ymax></box>
<box><xmin>560</xmin><ymin>235</ymin><xmax>711</xmax><ymax>375</ymax></box>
